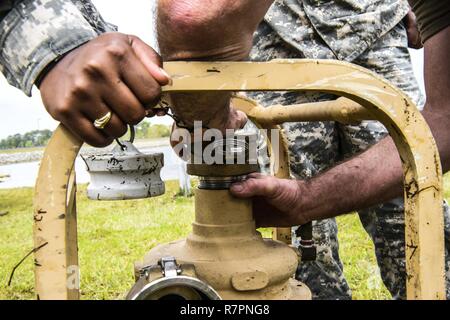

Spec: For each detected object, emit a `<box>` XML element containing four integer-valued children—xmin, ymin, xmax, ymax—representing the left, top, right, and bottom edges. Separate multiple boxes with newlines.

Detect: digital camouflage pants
<box><xmin>248</xmin><ymin>21</ymin><xmax>450</xmax><ymax>300</ymax></box>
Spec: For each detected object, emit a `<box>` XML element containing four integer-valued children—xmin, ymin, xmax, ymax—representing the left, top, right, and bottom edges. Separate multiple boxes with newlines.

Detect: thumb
<box><xmin>230</xmin><ymin>175</ymin><xmax>278</xmax><ymax>198</ymax></box>
<box><xmin>128</xmin><ymin>35</ymin><xmax>172</xmax><ymax>85</ymax></box>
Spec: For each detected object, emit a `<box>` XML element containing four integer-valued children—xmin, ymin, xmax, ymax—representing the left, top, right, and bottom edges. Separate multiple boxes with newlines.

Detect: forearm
<box><xmin>298</xmin><ymin>102</ymin><xmax>450</xmax><ymax>224</ymax></box>
<box><xmin>0</xmin><ymin>0</ymin><xmax>114</xmax><ymax>96</ymax></box>
<box><xmin>157</xmin><ymin>0</ymin><xmax>273</xmax><ymax>129</ymax></box>
<box><xmin>297</xmin><ymin>136</ymin><xmax>403</xmax><ymax>222</ymax></box>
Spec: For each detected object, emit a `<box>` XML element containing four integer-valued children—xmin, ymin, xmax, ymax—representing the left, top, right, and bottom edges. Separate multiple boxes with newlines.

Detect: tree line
<box><xmin>0</xmin><ymin>130</ymin><xmax>52</xmax><ymax>149</ymax></box>
<box><xmin>133</xmin><ymin>121</ymin><xmax>171</xmax><ymax>139</ymax></box>
<box><xmin>0</xmin><ymin>121</ymin><xmax>171</xmax><ymax>150</ymax></box>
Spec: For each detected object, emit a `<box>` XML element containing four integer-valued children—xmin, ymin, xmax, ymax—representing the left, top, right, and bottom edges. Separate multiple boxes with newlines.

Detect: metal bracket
<box><xmin>159</xmin><ymin>257</ymin><xmax>182</xmax><ymax>278</ymax></box>
<box><xmin>139</xmin><ymin>256</ymin><xmax>182</xmax><ymax>280</ymax></box>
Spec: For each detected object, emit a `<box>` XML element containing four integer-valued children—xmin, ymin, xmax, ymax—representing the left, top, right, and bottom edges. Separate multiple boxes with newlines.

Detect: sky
<box><xmin>0</xmin><ymin>0</ymin><xmax>426</xmax><ymax>140</ymax></box>
<box><xmin>0</xmin><ymin>0</ymin><xmax>167</xmax><ymax>140</ymax></box>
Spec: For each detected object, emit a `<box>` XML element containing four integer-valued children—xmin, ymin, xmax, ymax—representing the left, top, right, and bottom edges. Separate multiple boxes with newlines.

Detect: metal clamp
<box><xmin>159</xmin><ymin>257</ymin><xmax>182</xmax><ymax>278</ymax></box>
<box><xmin>139</xmin><ymin>257</ymin><xmax>182</xmax><ymax>279</ymax></box>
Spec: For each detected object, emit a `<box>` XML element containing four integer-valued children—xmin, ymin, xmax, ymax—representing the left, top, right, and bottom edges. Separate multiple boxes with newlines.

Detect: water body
<box><xmin>0</xmin><ymin>146</ymin><xmax>183</xmax><ymax>189</ymax></box>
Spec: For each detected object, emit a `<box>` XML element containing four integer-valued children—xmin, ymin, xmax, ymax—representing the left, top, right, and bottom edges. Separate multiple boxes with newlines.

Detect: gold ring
<box><xmin>93</xmin><ymin>111</ymin><xmax>112</xmax><ymax>129</ymax></box>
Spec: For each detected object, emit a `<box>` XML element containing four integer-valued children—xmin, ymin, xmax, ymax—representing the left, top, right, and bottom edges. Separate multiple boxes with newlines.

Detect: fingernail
<box><xmin>231</xmin><ymin>183</ymin><xmax>243</xmax><ymax>192</ymax></box>
<box><xmin>160</xmin><ymin>68</ymin><xmax>173</xmax><ymax>86</ymax></box>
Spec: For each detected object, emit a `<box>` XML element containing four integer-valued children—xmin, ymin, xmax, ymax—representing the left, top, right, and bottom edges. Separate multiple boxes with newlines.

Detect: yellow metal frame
<box><xmin>33</xmin><ymin>125</ymin><xmax>81</xmax><ymax>300</ymax></box>
<box><xmin>33</xmin><ymin>59</ymin><xmax>445</xmax><ymax>300</ymax></box>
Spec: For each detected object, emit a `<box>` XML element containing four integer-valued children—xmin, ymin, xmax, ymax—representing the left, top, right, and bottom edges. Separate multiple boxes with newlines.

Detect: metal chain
<box><xmin>115</xmin><ymin>125</ymin><xmax>135</xmax><ymax>150</ymax></box>
<box><xmin>152</xmin><ymin>99</ymin><xmax>209</xmax><ymax>132</ymax></box>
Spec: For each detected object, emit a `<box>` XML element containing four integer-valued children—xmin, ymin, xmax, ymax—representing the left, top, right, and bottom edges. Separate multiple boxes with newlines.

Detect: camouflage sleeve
<box><xmin>0</xmin><ymin>0</ymin><xmax>117</xmax><ymax>96</ymax></box>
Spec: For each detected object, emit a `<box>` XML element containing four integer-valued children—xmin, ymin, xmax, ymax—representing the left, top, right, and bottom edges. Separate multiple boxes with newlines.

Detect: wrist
<box><xmin>36</xmin><ymin>44</ymin><xmax>82</xmax><ymax>89</ymax></box>
<box><xmin>293</xmin><ymin>179</ymin><xmax>314</xmax><ymax>225</ymax></box>
<box><xmin>0</xmin><ymin>0</ymin><xmax>107</xmax><ymax>96</ymax></box>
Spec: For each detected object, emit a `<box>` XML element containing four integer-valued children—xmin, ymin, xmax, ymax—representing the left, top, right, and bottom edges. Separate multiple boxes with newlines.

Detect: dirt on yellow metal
<box><xmin>33</xmin><ymin>125</ymin><xmax>82</xmax><ymax>300</ymax></box>
<box><xmin>239</xmin><ymin>96</ymin><xmax>375</xmax><ymax>126</ymax></box>
<box><xmin>162</xmin><ymin>60</ymin><xmax>445</xmax><ymax>300</ymax></box>
<box><xmin>33</xmin><ymin>59</ymin><xmax>445</xmax><ymax>300</ymax></box>
<box><xmin>138</xmin><ymin>188</ymin><xmax>311</xmax><ymax>300</ymax></box>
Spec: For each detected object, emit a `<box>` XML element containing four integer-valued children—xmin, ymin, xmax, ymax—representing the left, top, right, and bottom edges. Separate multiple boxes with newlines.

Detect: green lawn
<box><xmin>0</xmin><ymin>146</ymin><xmax>44</xmax><ymax>155</ymax></box>
<box><xmin>0</xmin><ymin>138</ymin><xmax>167</xmax><ymax>155</ymax></box>
<box><xmin>1</xmin><ymin>175</ymin><xmax>450</xmax><ymax>300</ymax></box>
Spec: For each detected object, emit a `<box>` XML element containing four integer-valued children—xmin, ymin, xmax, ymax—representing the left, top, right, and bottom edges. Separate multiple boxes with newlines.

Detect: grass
<box><xmin>337</xmin><ymin>215</ymin><xmax>391</xmax><ymax>299</ymax></box>
<box><xmin>0</xmin><ymin>138</ymin><xmax>168</xmax><ymax>156</ymax></box>
<box><xmin>0</xmin><ymin>181</ymin><xmax>195</xmax><ymax>300</ymax></box>
<box><xmin>2</xmin><ymin>175</ymin><xmax>450</xmax><ymax>300</ymax></box>
<box><xmin>0</xmin><ymin>146</ymin><xmax>44</xmax><ymax>155</ymax></box>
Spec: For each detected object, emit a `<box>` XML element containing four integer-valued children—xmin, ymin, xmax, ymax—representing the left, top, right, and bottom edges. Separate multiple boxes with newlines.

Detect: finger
<box><xmin>83</xmin><ymin>101</ymin><xmax>127</xmax><ymax>138</ymax></box>
<box><xmin>223</xmin><ymin>108</ymin><xmax>249</xmax><ymax>131</ymax></box>
<box><xmin>146</xmin><ymin>108</ymin><xmax>168</xmax><ymax>118</ymax></box>
<box><xmin>120</xmin><ymin>52</ymin><xmax>163</xmax><ymax>108</ymax></box>
<box><xmin>61</xmin><ymin>113</ymin><xmax>113</xmax><ymax>147</ymax></box>
<box><xmin>101</xmin><ymin>79</ymin><xmax>146</xmax><ymax>125</ymax></box>
<box><xmin>128</xmin><ymin>35</ymin><xmax>172</xmax><ymax>85</ymax></box>
<box><xmin>230</xmin><ymin>175</ymin><xmax>279</xmax><ymax>198</ymax></box>
<box><xmin>235</xmin><ymin>110</ymin><xmax>248</xmax><ymax>129</ymax></box>
<box><xmin>247</xmin><ymin>172</ymin><xmax>266</xmax><ymax>179</ymax></box>
<box><xmin>145</xmin><ymin>109</ymin><xmax>157</xmax><ymax>118</ymax></box>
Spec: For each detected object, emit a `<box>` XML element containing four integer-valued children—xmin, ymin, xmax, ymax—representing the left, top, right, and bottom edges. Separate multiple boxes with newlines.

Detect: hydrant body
<box><xmin>129</xmin><ymin>189</ymin><xmax>311</xmax><ymax>300</ymax></box>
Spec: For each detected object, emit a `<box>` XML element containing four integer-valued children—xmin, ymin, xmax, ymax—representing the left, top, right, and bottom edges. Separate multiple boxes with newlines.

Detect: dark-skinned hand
<box><xmin>39</xmin><ymin>32</ymin><xmax>171</xmax><ymax>147</ymax></box>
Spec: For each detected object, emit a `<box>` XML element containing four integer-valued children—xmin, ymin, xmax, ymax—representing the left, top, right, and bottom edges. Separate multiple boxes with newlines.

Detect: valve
<box><xmin>187</xmin><ymin>126</ymin><xmax>261</xmax><ymax>190</ymax></box>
